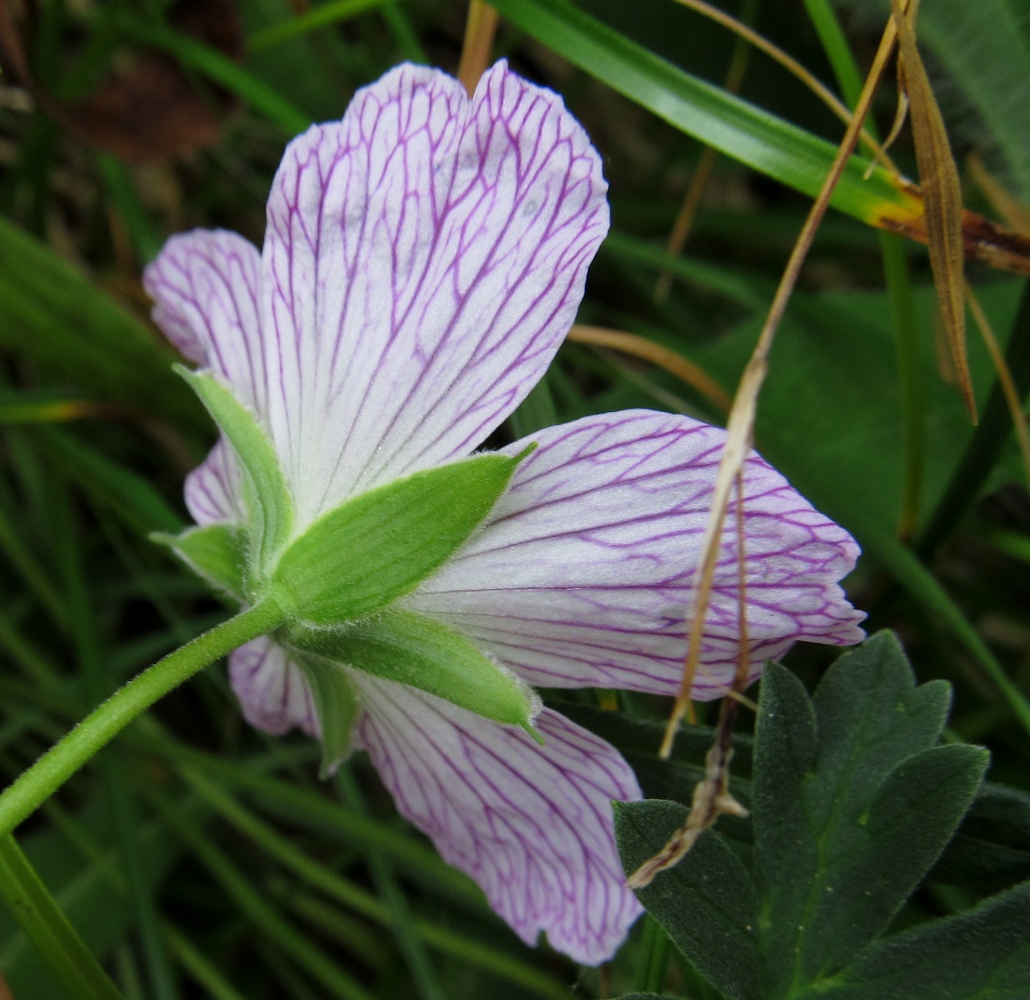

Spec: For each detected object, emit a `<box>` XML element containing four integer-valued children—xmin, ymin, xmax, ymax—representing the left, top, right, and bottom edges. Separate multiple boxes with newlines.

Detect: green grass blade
<box><xmin>488</xmin><ymin>0</ymin><xmax>917</xmax><ymax>226</ymax></box>
<box><xmin>150</xmin><ymin>794</ymin><xmax>376</xmax><ymax>1000</ymax></box>
<box><xmin>919</xmin><ymin>280</ymin><xmax>1030</xmax><ymax>555</ymax></box>
<box><xmin>0</xmin><ymin>834</ymin><xmax>124</xmax><ymax>1000</ymax></box>
<box><xmin>335</xmin><ymin>768</ymin><xmax>444</xmax><ymax>1000</ymax></box>
<box><xmin>118</xmin><ymin>18</ymin><xmax>311</xmax><ymax>134</ymax></box>
<box><xmin>247</xmin><ymin>0</ymin><xmax>391</xmax><ymax>52</ymax></box>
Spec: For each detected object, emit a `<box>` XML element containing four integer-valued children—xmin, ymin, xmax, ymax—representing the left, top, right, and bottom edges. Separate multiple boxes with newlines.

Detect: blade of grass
<box><xmin>97</xmin><ymin>156</ymin><xmax>163</xmax><ymax>265</ymax></box>
<box><xmin>50</xmin><ymin>475</ymin><xmax>179</xmax><ymax>1000</ymax></box>
<box><xmin>148</xmin><ymin>794</ymin><xmax>377</xmax><ymax>1000</ymax></box>
<box><xmin>118</xmin><ymin>17</ymin><xmax>310</xmax><ymax>134</ymax></box>
<box><xmin>0</xmin><ymin>834</ymin><xmax>124</xmax><ymax>1000</ymax></box>
<box><xmin>380</xmin><ymin>2</ymin><xmax>428</xmax><ymax>64</ymax></box>
<box><xmin>335</xmin><ymin>767</ymin><xmax>444</xmax><ymax>1000</ymax></box>
<box><xmin>247</xmin><ymin>0</ymin><xmax>391</xmax><ymax>53</ymax></box>
<box><xmin>889</xmin><ymin>0</ymin><xmax>974</xmax><ymax>420</ymax></box>
<box><xmin>919</xmin><ymin>281</ymin><xmax>1030</xmax><ymax>556</ymax></box>
<box><xmin>164</xmin><ymin>927</ymin><xmax>247</xmax><ymax>1000</ymax></box>
<box><xmin>177</xmin><ymin>768</ymin><xmax>568</xmax><ymax>1000</ymax></box>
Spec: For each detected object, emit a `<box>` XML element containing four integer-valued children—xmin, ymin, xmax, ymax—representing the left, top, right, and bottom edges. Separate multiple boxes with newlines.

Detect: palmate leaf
<box><xmin>615</xmin><ymin>632</ymin><xmax>1019</xmax><ymax>1000</ymax></box>
<box><xmin>811</xmin><ymin>881</ymin><xmax>1030</xmax><ymax>1000</ymax></box>
<box><xmin>616</xmin><ymin>800</ymin><xmax>762</xmax><ymax>1000</ymax></box>
<box><xmin>754</xmin><ymin>643</ymin><xmax>986</xmax><ymax>994</ymax></box>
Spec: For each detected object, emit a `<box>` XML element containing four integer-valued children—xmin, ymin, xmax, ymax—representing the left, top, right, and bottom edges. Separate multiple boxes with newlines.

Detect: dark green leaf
<box><xmin>271</xmin><ymin>451</ymin><xmax>526</xmax><ymax>624</ymax></box>
<box><xmin>616</xmin><ymin>799</ymin><xmax>761</xmax><ymax>1000</ymax></box>
<box><xmin>932</xmin><ymin>784</ymin><xmax>1030</xmax><ymax>894</ymax></box>
<box><xmin>815</xmin><ymin>880</ymin><xmax>1030</xmax><ymax>1000</ymax></box>
<box><xmin>754</xmin><ymin>637</ymin><xmax>988</xmax><ymax>996</ymax></box>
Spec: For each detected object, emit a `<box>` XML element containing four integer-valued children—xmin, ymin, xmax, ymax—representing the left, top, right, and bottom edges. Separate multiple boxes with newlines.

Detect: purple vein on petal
<box><xmin>352</xmin><ymin>674</ymin><xmax>641</xmax><ymax>964</ymax></box>
<box><xmin>407</xmin><ymin>410</ymin><xmax>865</xmax><ymax>698</ymax></box>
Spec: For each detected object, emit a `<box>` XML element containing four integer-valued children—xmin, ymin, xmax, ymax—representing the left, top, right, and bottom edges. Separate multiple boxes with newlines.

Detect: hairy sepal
<box><xmin>176</xmin><ymin>366</ymin><xmax>294</xmax><ymax>578</ymax></box>
<box><xmin>286</xmin><ymin>610</ymin><xmax>542</xmax><ymax>739</ymax></box>
<box><xmin>292</xmin><ymin>651</ymin><xmax>360</xmax><ymax>778</ymax></box>
<box><xmin>152</xmin><ymin>523</ymin><xmax>247</xmax><ymax>599</ymax></box>
<box><xmin>270</xmin><ymin>450</ymin><xmax>530</xmax><ymax>625</ymax></box>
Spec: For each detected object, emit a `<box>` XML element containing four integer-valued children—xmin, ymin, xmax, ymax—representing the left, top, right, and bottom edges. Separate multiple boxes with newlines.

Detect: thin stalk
<box><xmin>0</xmin><ymin>834</ymin><xmax>124</xmax><ymax>1000</ymax></box>
<box><xmin>660</xmin><ymin>3</ymin><xmax>902</xmax><ymax>755</ymax></box>
<box><xmin>882</xmin><ymin>232</ymin><xmax>924</xmax><ymax>539</ymax></box>
<box><xmin>0</xmin><ymin>599</ymin><xmax>285</xmax><ymax>838</ymax></box>
<box><xmin>458</xmin><ymin>0</ymin><xmax>499</xmax><ymax>95</ymax></box>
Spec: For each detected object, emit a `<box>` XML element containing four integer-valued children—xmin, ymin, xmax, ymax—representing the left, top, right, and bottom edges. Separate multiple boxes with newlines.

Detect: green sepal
<box><xmin>151</xmin><ymin>523</ymin><xmax>247</xmax><ymax>599</ymax></box>
<box><xmin>292</xmin><ymin>652</ymin><xmax>360</xmax><ymax>780</ymax></box>
<box><xmin>175</xmin><ymin>366</ymin><xmax>293</xmax><ymax>579</ymax></box>
<box><xmin>270</xmin><ymin>450</ymin><xmax>529</xmax><ymax>625</ymax></box>
<box><xmin>286</xmin><ymin>610</ymin><xmax>542</xmax><ymax>740</ymax></box>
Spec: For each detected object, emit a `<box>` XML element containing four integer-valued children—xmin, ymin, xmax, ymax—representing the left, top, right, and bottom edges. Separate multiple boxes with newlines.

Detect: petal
<box><xmin>261</xmin><ymin>60</ymin><xmax>609</xmax><ymax>526</ymax></box>
<box><xmin>229</xmin><ymin>637</ymin><xmax>320</xmax><ymax>738</ymax></box>
<box><xmin>184</xmin><ymin>438</ymin><xmax>244</xmax><ymax>526</ymax></box>
<box><xmin>142</xmin><ymin>230</ymin><xmax>268</xmax><ymax>414</ymax></box>
<box><xmin>407</xmin><ymin>410</ymin><xmax>865</xmax><ymax>699</ymax></box>
<box><xmin>352</xmin><ymin>675</ymin><xmax>642</xmax><ymax>964</ymax></box>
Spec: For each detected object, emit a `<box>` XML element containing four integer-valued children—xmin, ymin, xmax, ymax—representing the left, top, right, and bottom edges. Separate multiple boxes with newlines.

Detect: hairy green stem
<box><xmin>0</xmin><ymin>599</ymin><xmax>285</xmax><ymax>839</ymax></box>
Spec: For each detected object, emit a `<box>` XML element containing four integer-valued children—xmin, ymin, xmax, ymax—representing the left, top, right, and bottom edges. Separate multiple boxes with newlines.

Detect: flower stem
<box><xmin>0</xmin><ymin>599</ymin><xmax>285</xmax><ymax>839</ymax></box>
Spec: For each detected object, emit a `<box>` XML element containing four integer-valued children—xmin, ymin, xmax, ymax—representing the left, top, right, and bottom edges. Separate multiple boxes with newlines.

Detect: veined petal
<box><xmin>262</xmin><ymin>61</ymin><xmax>609</xmax><ymax>526</ymax></box>
<box><xmin>407</xmin><ymin>410</ymin><xmax>865</xmax><ymax>699</ymax></box>
<box><xmin>352</xmin><ymin>674</ymin><xmax>642</xmax><ymax>964</ymax></box>
<box><xmin>184</xmin><ymin>438</ymin><xmax>243</xmax><ymax>527</ymax></box>
<box><xmin>143</xmin><ymin>230</ymin><xmax>268</xmax><ymax>414</ymax></box>
<box><xmin>229</xmin><ymin>637</ymin><xmax>319</xmax><ymax>738</ymax></box>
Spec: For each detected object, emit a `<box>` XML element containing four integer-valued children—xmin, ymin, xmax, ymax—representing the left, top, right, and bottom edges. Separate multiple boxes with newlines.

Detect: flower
<box><xmin>143</xmin><ymin>61</ymin><xmax>866</xmax><ymax>965</ymax></box>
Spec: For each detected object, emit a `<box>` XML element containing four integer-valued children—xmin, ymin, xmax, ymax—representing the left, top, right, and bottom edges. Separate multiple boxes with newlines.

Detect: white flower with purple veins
<box><xmin>144</xmin><ymin>61</ymin><xmax>865</xmax><ymax>964</ymax></box>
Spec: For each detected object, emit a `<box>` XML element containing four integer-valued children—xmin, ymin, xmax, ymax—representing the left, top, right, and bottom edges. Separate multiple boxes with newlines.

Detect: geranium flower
<box><xmin>143</xmin><ymin>61</ymin><xmax>865</xmax><ymax>964</ymax></box>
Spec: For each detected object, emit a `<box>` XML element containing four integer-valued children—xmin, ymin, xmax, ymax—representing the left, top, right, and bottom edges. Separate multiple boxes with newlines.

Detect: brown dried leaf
<box><xmin>889</xmin><ymin>0</ymin><xmax>975</xmax><ymax>421</ymax></box>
